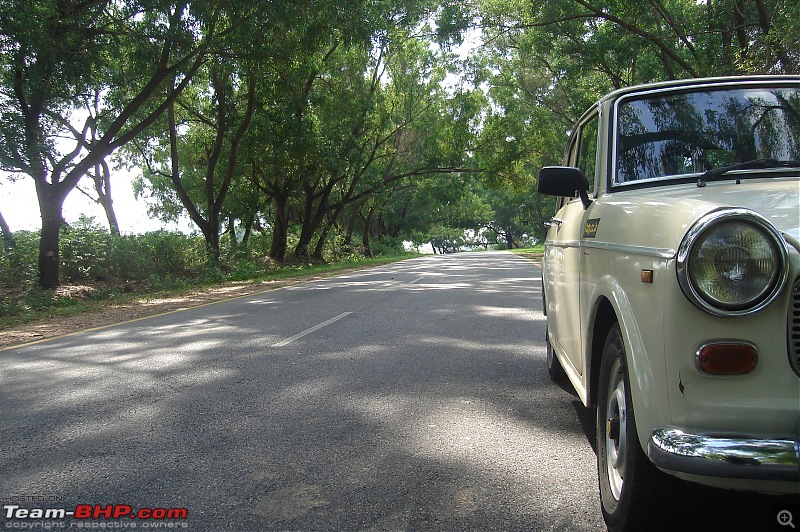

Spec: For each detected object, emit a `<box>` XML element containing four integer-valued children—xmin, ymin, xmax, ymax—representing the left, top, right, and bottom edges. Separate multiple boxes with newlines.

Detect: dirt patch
<box><xmin>512</xmin><ymin>251</ymin><xmax>544</xmax><ymax>261</ymax></box>
<box><xmin>0</xmin><ymin>271</ymin><xmax>359</xmax><ymax>350</ymax></box>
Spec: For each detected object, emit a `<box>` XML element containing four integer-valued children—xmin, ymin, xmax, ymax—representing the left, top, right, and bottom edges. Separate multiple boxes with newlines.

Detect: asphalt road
<box><xmin>1</xmin><ymin>252</ymin><xmax>796</xmax><ymax>531</ymax></box>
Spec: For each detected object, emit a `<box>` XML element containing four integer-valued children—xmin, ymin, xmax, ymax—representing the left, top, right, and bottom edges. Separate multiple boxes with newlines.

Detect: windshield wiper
<box><xmin>697</xmin><ymin>158</ymin><xmax>800</xmax><ymax>187</ymax></box>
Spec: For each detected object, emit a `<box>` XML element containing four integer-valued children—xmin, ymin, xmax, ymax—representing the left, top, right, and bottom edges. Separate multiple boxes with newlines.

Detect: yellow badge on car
<box><xmin>583</xmin><ymin>218</ymin><xmax>600</xmax><ymax>238</ymax></box>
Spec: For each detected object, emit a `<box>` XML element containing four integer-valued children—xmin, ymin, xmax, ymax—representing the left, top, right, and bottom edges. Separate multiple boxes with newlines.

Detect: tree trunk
<box><xmin>0</xmin><ymin>207</ymin><xmax>13</xmax><ymax>246</ymax></box>
<box><xmin>343</xmin><ymin>214</ymin><xmax>356</xmax><ymax>253</ymax></box>
<box><xmin>362</xmin><ymin>229</ymin><xmax>371</xmax><ymax>257</ymax></box>
<box><xmin>92</xmin><ymin>146</ymin><xmax>120</xmax><ymax>235</ymax></box>
<box><xmin>505</xmin><ymin>231</ymin><xmax>514</xmax><ymax>250</ymax></box>
<box><xmin>362</xmin><ymin>209</ymin><xmax>374</xmax><ymax>257</ymax></box>
<box><xmin>206</xmin><ymin>199</ymin><xmax>223</xmax><ymax>262</ymax></box>
<box><xmin>226</xmin><ymin>216</ymin><xmax>238</xmax><ymax>250</ymax></box>
<box><xmin>241</xmin><ymin>214</ymin><xmax>254</xmax><ymax>248</ymax></box>
<box><xmin>36</xmin><ymin>184</ymin><xmax>66</xmax><ymax>289</ymax></box>
<box><xmin>294</xmin><ymin>181</ymin><xmax>335</xmax><ymax>261</ymax></box>
<box><xmin>312</xmin><ymin>219</ymin><xmax>334</xmax><ymax>261</ymax></box>
<box><xmin>205</xmin><ymin>222</ymin><xmax>221</xmax><ymax>262</ymax></box>
<box><xmin>732</xmin><ymin>4</ymin><xmax>749</xmax><ymax>67</ymax></box>
<box><xmin>100</xmin><ymin>195</ymin><xmax>120</xmax><ymax>236</ymax></box>
<box><xmin>313</xmin><ymin>198</ymin><xmax>348</xmax><ymax>261</ymax></box>
<box><xmin>293</xmin><ymin>187</ymin><xmax>316</xmax><ymax>260</ymax></box>
<box><xmin>269</xmin><ymin>195</ymin><xmax>289</xmax><ymax>262</ymax></box>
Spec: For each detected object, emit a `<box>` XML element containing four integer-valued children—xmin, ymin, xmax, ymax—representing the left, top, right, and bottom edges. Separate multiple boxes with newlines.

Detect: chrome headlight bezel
<box><xmin>676</xmin><ymin>208</ymin><xmax>789</xmax><ymax>317</ymax></box>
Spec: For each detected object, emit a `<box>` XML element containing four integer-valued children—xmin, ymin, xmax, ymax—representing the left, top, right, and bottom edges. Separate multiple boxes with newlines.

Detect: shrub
<box><xmin>60</xmin><ymin>220</ymin><xmax>114</xmax><ymax>281</ymax></box>
<box><xmin>0</xmin><ymin>222</ymin><xmax>416</xmax><ymax>321</ymax></box>
<box><xmin>369</xmin><ymin>236</ymin><xmax>406</xmax><ymax>257</ymax></box>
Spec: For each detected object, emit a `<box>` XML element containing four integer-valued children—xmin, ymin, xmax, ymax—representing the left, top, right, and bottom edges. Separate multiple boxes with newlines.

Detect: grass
<box><xmin>510</xmin><ymin>246</ymin><xmax>544</xmax><ymax>261</ymax></box>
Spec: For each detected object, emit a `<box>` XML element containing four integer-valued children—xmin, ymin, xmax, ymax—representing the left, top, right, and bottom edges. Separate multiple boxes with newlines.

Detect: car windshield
<box><xmin>614</xmin><ymin>85</ymin><xmax>800</xmax><ymax>184</ymax></box>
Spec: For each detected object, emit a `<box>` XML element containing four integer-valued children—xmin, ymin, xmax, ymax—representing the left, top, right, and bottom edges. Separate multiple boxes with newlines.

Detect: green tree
<box><xmin>469</xmin><ymin>0</ymin><xmax>799</xmax><ymax>236</ymax></box>
<box><xmin>243</xmin><ymin>4</ymin><xmax>483</xmax><ymax>262</ymax></box>
<box><xmin>132</xmin><ymin>57</ymin><xmax>256</xmax><ymax>260</ymax></box>
<box><xmin>480</xmin><ymin>183</ymin><xmax>550</xmax><ymax>248</ymax></box>
<box><xmin>0</xmin><ymin>1</ymin><xmax>233</xmax><ymax>288</ymax></box>
<box><xmin>238</xmin><ymin>1</ymin><xmax>377</xmax><ymax>262</ymax></box>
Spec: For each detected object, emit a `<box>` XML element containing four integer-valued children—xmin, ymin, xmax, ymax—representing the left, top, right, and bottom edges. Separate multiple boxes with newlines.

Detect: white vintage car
<box><xmin>538</xmin><ymin>76</ymin><xmax>800</xmax><ymax>531</ymax></box>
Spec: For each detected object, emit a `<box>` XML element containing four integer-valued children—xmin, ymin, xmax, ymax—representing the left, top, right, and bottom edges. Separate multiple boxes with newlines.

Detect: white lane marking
<box><xmin>272</xmin><ymin>312</ymin><xmax>352</xmax><ymax>347</ymax></box>
<box><xmin>409</xmin><ymin>276</ymin><xmax>425</xmax><ymax>284</ymax></box>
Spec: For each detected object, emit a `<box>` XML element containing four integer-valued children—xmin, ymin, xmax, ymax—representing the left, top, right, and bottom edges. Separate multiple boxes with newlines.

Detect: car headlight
<box><xmin>677</xmin><ymin>209</ymin><xmax>788</xmax><ymax>316</ymax></box>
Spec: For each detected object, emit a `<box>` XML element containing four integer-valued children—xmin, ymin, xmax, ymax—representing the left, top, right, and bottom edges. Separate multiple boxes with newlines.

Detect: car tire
<box><xmin>596</xmin><ymin>323</ymin><xmax>679</xmax><ymax>532</ymax></box>
<box><xmin>545</xmin><ymin>326</ymin><xmax>566</xmax><ymax>381</ymax></box>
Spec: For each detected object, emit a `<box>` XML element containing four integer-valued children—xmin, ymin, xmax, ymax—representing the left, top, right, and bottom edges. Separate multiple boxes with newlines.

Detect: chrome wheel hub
<box><xmin>604</xmin><ymin>357</ymin><xmax>627</xmax><ymax>500</ymax></box>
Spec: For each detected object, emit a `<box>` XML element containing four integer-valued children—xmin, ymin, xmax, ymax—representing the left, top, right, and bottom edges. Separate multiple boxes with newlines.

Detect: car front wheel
<box><xmin>596</xmin><ymin>323</ymin><xmax>679</xmax><ymax>532</ymax></box>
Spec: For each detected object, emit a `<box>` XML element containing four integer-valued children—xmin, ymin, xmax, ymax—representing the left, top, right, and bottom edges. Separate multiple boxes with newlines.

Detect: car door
<box><xmin>544</xmin><ymin>111</ymin><xmax>599</xmax><ymax>374</ymax></box>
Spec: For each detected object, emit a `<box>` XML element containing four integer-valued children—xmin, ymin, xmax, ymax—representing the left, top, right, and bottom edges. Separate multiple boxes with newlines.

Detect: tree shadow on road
<box><xmin>1</xmin><ymin>253</ymin><xmax>794</xmax><ymax>531</ymax></box>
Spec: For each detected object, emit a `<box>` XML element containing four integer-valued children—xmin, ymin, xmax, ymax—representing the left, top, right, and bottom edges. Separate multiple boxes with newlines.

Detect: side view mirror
<box><xmin>537</xmin><ymin>166</ymin><xmax>592</xmax><ymax>209</ymax></box>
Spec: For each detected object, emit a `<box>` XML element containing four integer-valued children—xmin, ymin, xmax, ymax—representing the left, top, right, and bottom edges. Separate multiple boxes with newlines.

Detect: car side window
<box><xmin>560</xmin><ymin>111</ymin><xmax>599</xmax><ymax>210</ymax></box>
<box><xmin>577</xmin><ymin>114</ymin><xmax>599</xmax><ymax>195</ymax></box>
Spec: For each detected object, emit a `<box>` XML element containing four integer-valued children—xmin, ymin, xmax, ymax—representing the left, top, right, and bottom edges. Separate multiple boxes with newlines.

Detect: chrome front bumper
<box><xmin>648</xmin><ymin>427</ymin><xmax>800</xmax><ymax>481</ymax></box>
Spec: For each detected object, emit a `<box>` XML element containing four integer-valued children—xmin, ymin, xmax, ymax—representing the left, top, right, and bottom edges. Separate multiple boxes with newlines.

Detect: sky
<box><xmin>0</xmin><ymin>169</ymin><xmax>193</xmax><ymax>234</ymax></box>
<box><xmin>0</xmin><ymin>171</ymin><xmax>434</xmax><ymax>253</ymax></box>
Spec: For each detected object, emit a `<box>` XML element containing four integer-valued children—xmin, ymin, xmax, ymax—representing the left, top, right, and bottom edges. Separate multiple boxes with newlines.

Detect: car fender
<box><xmin>588</xmin><ymin>274</ymin><xmax>671</xmax><ymax>450</ymax></box>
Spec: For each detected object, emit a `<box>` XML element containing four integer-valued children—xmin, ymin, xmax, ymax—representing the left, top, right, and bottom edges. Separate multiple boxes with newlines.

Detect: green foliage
<box><xmin>369</xmin><ymin>236</ymin><xmax>406</xmax><ymax>257</ymax></box>
<box><xmin>0</xmin><ymin>223</ymin><xmax>207</xmax><ymax>304</ymax></box>
<box><xmin>428</xmin><ymin>225</ymin><xmax>467</xmax><ymax>254</ymax></box>
<box><xmin>0</xmin><ymin>223</ymin><xmax>418</xmax><ymax>321</ymax></box>
<box><xmin>3</xmin><ymin>0</ymin><xmax>796</xmax><ymax>297</ymax></box>
<box><xmin>57</xmin><ymin>217</ymin><xmax>207</xmax><ymax>284</ymax></box>
<box><xmin>0</xmin><ymin>230</ymin><xmax>38</xmax><ymax>279</ymax></box>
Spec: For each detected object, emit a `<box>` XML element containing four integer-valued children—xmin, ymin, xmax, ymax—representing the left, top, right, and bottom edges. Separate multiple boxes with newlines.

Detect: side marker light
<box><xmin>696</xmin><ymin>342</ymin><xmax>758</xmax><ymax>375</ymax></box>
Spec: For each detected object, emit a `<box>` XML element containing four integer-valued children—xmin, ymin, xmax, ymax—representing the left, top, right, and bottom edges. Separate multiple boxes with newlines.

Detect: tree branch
<box><xmin>572</xmin><ymin>0</ymin><xmax>699</xmax><ymax>77</ymax></box>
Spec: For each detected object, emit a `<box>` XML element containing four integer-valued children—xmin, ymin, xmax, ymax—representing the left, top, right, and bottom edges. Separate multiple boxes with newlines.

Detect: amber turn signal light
<box><xmin>696</xmin><ymin>342</ymin><xmax>758</xmax><ymax>375</ymax></box>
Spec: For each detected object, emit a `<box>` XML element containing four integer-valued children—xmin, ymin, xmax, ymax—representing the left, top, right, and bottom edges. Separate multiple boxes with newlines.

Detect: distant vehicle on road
<box><xmin>537</xmin><ymin>76</ymin><xmax>800</xmax><ymax>532</ymax></box>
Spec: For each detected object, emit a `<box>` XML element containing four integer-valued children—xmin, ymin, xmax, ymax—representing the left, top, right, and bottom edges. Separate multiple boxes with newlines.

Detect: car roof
<box><xmin>601</xmin><ymin>75</ymin><xmax>800</xmax><ymax>103</ymax></box>
<box><xmin>571</xmin><ymin>75</ymin><xmax>800</xmax><ymax>130</ymax></box>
